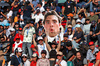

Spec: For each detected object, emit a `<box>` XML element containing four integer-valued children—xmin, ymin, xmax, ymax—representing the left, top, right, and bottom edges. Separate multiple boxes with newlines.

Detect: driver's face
<box><xmin>44</xmin><ymin>15</ymin><xmax>60</xmax><ymax>37</ymax></box>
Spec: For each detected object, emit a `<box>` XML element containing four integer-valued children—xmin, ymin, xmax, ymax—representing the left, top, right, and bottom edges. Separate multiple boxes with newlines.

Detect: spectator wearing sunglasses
<box><xmin>54</xmin><ymin>51</ymin><xmax>67</xmax><ymax>66</ymax></box>
<box><xmin>22</xmin><ymin>54</ymin><xmax>30</xmax><ymax>66</ymax></box>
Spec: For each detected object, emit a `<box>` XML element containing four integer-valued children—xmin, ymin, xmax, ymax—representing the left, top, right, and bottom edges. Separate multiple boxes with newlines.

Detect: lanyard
<box><xmin>27</xmin><ymin>28</ymin><xmax>30</xmax><ymax>35</ymax></box>
<box><xmin>40</xmin><ymin>44</ymin><xmax>45</xmax><ymax>50</ymax></box>
<box><xmin>16</xmin><ymin>55</ymin><xmax>21</xmax><ymax>64</ymax></box>
<box><xmin>67</xmin><ymin>2</ymin><xmax>71</xmax><ymax>5</ymax></box>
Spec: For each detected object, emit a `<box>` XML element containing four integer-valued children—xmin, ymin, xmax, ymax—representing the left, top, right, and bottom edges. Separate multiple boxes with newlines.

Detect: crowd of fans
<box><xmin>1</xmin><ymin>0</ymin><xmax>100</xmax><ymax>66</ymax></box>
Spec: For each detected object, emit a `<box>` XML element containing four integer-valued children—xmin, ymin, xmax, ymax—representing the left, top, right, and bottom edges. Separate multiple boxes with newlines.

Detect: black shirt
<box><xmin>64</xmin><ymin>1</ymin><xmax>76</xmax><ymax>15</ymax></box>
<box><xmin>62</xmin><ymin>48</ymin><xmax>76</xmax><ymax>61</ymax></box>
<box><xmin>11</xmin><ymin>55</ymin><xmax>22</xmax><ymax>66</ymax></box>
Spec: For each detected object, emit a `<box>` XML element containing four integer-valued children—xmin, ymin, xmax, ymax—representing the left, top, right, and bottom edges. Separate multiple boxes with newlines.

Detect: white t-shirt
<box><xmin>24</xmin><ymin>60</ymin><xmax>30</xmax><ymax>66</ymax></box>
<box><xmin>32</xmin><ymin>13</ymin><xmax>44</xmax><ymax>23</ymax></box>
<box><xmin>37</xmin><ymin>43</ymin><xmax>49</xmax><ymax>58</ymax></box>
<box><xmin>7</xmin><ymin>10</ymin><xmax>13</xmax><ymax>19</ymax></box>
<box><xmin>37</xmin><ymin>7</ymin><xmax>45</xmax><ymax>13</ymax></box>
<box><xmin>55</xmin><ymin>59</ymin><xmax>67</xmax><ymax>66</ymax></box>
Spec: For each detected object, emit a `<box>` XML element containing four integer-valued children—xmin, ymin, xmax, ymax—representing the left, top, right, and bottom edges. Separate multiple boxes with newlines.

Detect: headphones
<box><xmin>14</xmin><ymin>48</ymin><xmax>18</xmax><ymax>54</ymax></box>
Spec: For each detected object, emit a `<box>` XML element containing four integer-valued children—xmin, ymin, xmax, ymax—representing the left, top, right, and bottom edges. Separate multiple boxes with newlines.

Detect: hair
<box><xmin>43</xmin><ymin>10</ymin><xmax>62</xmax><ymax>24</ymax></box>
<box><xmin>77</xmin><ymin>27</ymin><xmax>83</xmax><ymax>32</ymax></box>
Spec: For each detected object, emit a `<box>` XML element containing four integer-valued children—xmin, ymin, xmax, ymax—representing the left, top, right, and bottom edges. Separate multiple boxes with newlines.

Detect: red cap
<box><xmin>96</xmin><ymin>45</ymin><xmax>98</xmax><ymax>47</ymax></box>
<box><xmin>88</xmin><ymin>63</ymin><xmax>94</xmax><ymax>66</ymax></box>
<box><xmin>30</xmin><ymin>44</ymin><xmax>35</xmax><ymax>48</ymax></box>
<box><xmin>19</xmin><ymin>28</ymin><xmax>22</xmax><ymax>31</ymax></box>
<box><xmin>16</xmin><ymin>36</ymin><xmax>20</xmax><ymax>39</ymax></box>
<box><xmin>89</xmin><ymin>41</ymin><xmax>94</xmax><ymax>46</ymax></box>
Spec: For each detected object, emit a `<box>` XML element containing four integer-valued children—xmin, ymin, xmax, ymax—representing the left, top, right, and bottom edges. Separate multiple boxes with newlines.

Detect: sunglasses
<box><xmin>22</xmin><ymin>57</ymin><xmax>27</xmax><ymax>58</ymax></box>
<box><xmin>56</xmin><ymin>55</ymin><xmax>62</xmax><ymax>56</ymax></box>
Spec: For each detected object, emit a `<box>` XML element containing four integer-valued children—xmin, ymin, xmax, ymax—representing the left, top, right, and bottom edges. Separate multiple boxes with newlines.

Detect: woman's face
<box><xmin>86</xmin><ymin>20</ymin><xmax>90</xmax><ymax>24</ymax></box>
<box><xmin>75</xmin><ymin>27</ymin><xmax>78</xmax><ymax>31</ymax></box>
<box><xmin>32</xmin><ymin>57</ymin><xmax>37</xmax><ymax>61</ymax></box>
<box><xmin>68</xmin><ymin>28</ymin><xmax>72</xmax><ymax>31</ymax></box>
<box><xmin>51</xmin><ymin>44</ymin><xmax>56</xmax><ymax>48</ymax></box>
<box><xmin>76</xmin><ymin>52</ymin><xmax>81</xmax><ymax>60</ymax></box>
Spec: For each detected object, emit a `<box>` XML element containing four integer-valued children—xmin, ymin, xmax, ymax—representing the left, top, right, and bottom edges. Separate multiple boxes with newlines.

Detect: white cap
<box><xmin>10</xmin><ymin>53</ymin><xmax>15</xmax><ymax>57</ymax></box>
<box><xmin>76</xmin><ymin>19</ymin><xmax>82</xmax><ymax>23</ymax></box>
<box><xmin>22</xmin><ymin>54</ymin><xmax>27</xmax><ymax>57</ymax></box>
<box><xmin>32</xmin><ymin>53</ymin><xmax>37</xmax><ymax>57</ymax></box>
<box><xmin>37</xmin><ymin>36</ymin><xmax>43</xmax><ymax>41</ymax></box>
<box><xmin>10</xmin><ymin>27</ymin><xmax>15</xmax><ymax>31</ymax></box>
<box><xmin>17</xmin><ymin>47</ymin><xmax>23</xmax><ymax>52</ymax></box>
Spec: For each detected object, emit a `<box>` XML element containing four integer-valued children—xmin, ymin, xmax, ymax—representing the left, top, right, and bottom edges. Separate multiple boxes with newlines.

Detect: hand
<box><xmin>0</xmin><ymin>12</ymin><xmax>3</xmax><ymax>14</ymax></box>
<box><xmin>56</xmin><ymin>60</ymin><xmax>61</xmax><ymax>65</ymax></box>
<box><xmin>84</xmin><ymin>35</ymin><xmax>87</xmax><ymax>37</ymax></box>
<box><xmin>25</xmin><ymin>25</ymin><xmax>28</xmax><ymax>28</ymax></box>
<box><xmin>74</xmin><ymin>13</ymin><xmax>76</xmax><ymax>16</ymax></box>
<box><xmin>73</xmin><ymin>37</ymin><xmax>77</xmax><ymax>39</ymax></box>
<box><xmin>85</xmin><ymin>3</ymin><xmax>88</xmax><ymax>5</ymax></box>
<box><xmin>93</xmin><ymin>34</ymin><xmax>96</xmax><ymax>37</ymax></box>
<box><xmin>89</xmin><ymin>32</ymin><xmax>92</xmax><ymax>35</ymax></box>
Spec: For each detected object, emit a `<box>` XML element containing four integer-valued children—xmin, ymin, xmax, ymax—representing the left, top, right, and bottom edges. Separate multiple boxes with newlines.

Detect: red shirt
<box><xmin>12</xmin><ymin>43</ymin><xmax>22</xmax><ymax>48</ymax></box>
<box><xmin>30</xmin><ymin>61</ymin><xmax>36</xmax><ymax>66</ymax></box>
<box><xmin>14</xmin><ymin>33</ymin><xmax>23</xmax><ymax>41</ymax></box>
<box><xmin>96</xmin><ymin>51</ymin><xmax>100</xmax><ymax>66</ymax></box>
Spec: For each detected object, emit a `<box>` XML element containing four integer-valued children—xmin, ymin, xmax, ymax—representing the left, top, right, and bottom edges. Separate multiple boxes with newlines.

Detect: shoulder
<box><xmin>61</xmin><ymin>60</ymin><xmax>67</xmax><ymax>64</ymax></box>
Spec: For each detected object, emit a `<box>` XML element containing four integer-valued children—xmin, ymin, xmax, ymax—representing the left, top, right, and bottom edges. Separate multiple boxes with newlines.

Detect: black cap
<box><xmin>64</xmin><ymin>34</ymin><xmax>68</xmax><ymax>37</ymax></box>
<box><xmin>66</xmin><ymin>41</ymin><xmax>72</xmax><ymax>47</ymax></box>
<box><xmin>26</xmin><ymin>20</ymin><xmax>31</xmax><ymax>24</ymax></box>
<box><xmin>41</xmin><ymin>50</ymin><xmax>47</xmax><ymax>54</ymax></box>
<box><xmin>36</xmin><ymin>9</ymin><xmax>40</xmax><ymax>14</ymax></box>
<box><xmin>51</xmin><ymin>42</ymin><xmax>57</xmax><ymax>45</ymax></box>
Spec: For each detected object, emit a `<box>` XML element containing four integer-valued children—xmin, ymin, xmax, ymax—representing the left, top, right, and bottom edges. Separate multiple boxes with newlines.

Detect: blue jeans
<box><xmin>76</xmin><ymin>2</ymin><xmax>86</xmax><ymax>8</ymax></box>
<box><xmin>22</xmin><ymin>42</ymin><xmax>32</xmax><ymax>58</ymax></box>
<box><xmin>72</xmin><ymin>40</ymin><xmax>79</xmax><ymax>48</ymax></box>
<box><xmin>85</xmin><ymin>2</ymin><xmax>93</xmax><ymax>11</ymax></box>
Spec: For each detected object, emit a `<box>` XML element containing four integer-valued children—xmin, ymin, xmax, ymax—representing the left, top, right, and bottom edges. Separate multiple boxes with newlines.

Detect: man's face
<box><xmin>41</xmin><ymin>53</ymin><xmax>46</xmax><ymax>58</ymax></box>
<box><xmin>38</xmin><ymin>40</ymin><xmax>43</xmax><ymax>45</ymax></box>
<box><xmin>90</xmin><ymin>45</ymin><xmax>95</xmax><ymax>50</ymax></box>
<box><xmin>66</xmin><ymin>46</ymin><xmax>72</xmax><ymax>50</ymax></box>
<box><xmin>44</xmin><ymin>15</ymin><xmax>60</xmax><ymax>37</ymax></box>
<box><xmin>76</xmin><ymin>52</ymin><xmax>81</xmax><ymax>59</ymax></box>
<box><xmin>0</xmin><ymin>18</ymin><xmax>3</xmax><ymax>22</ymax></box>
<box><xmin>18</xmin><ymin>52</ymin><xmax>22</xmax><ymax>57</ymax></box>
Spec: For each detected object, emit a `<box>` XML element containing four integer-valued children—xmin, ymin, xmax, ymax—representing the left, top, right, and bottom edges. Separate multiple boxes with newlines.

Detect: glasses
<box><xmin>56</xmin><ymin>55</ymin><xmax>62</xmax><ymax>56</ymax></box>
<box><xmin>22</xmin><ymin>57</ymin><xmax>27</xmax><ymax>58</ymax></box>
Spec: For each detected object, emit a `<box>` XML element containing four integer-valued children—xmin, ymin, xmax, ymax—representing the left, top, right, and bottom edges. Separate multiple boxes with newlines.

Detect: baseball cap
<box><xmin>17</xmin><ymin>47</ymin><xmax>23</xmax><ymax>52</ymax></box>
<box><xmin>19</xmin><ymin>28</ymin><xmax>22</xmax><ymax>31</ymax></box>
<box><xmin>5</xmin><ymin>23</ymin><xmax>10</xmax><ymax>26</ymax></box>
<box><xmin>30</xmin><ymin>44</ymin><xmax>35</xmax><ymax>48</ymax></box>
<box><xmin>32</xmin><ymin>53</ymin><xmax>37</xmax><ymax>57</ymax></box>
<box><xmin>36</xmin><ymin>9</ymin><xmax>40</xmax><ymax>14</ymax></box>
<box><xmin>66</xmin><ymin>41</ymin><xmax>72</xmax><ymax>47</ymax></box>
<box><xmin>37</xmin><ymin>36</ymin><xmax>43</xmax><ymax>41</ymax></box>
<box><xmin>51</xmin><ymin>42</ymin><xmax>57</xmax><ymax>45</ymax></box>
<box><xmin>89</xmin><ymin>41</ymin><xmax>94</xmax><ymax>46</ymax></box>
<box><xmin>56</xmin><ymin>51</ymin><xmax>63</xmax><ymax>56</ymax></box>
<box><xmin>41</xmin><ymin>50</ymin><xmax>47</xmax><ymax>54</ymax></box>
<box><xmin>91</xmin><ymin>20</ymin><xmax>96</xmax><ymax>26</ymax></box>
<box><xmin>10</xmin><ymin>53</ymin><xmax>15</xmax><ymax>57</ymax></box>
<box><xmin>0</xmin><ymin>15</ymin><xmax>3</xmax><ymax>18</ymax></box>
<box><xmin>64</xmin><ymin>34</ymin><xmax>68</xmax><ymax>37</ymax></box>
<box><xmin>0</xmin><ymin>23</ymin><xmax>4</xmax><ymax>26</ymax></box>
<box><xmin>67</xmin><ymin>13</ymin><xmax>73</xmax><ymax>17</ymax></box>
<box><xmin>10</xmin><ymin>28</ymin><xmax>15</xmax><ymax>31</ymax></box>
<box><xmin>22</xmin><ymin>54</ymin><xmax>27</xmax><ymax>57</ymax></box>
<box><xmin>76</xmin><ymin>19</ymin><xmax>82</xmax><ymax>23</ymax></box>
<box><xmin>15</xmin><ymin>36</ymin><xmax>20</xmax><ymax>39</ymax></box>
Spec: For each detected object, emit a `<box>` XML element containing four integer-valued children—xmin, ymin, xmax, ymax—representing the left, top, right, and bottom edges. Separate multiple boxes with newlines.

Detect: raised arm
<box><xmin>33</xmin><ymin>36</ymin><xmax>37</xmax><ymax>48</ymax></box>
<box><xmin>45</xmin><ymin>37</ymin><xmax>51</xmax><ymax>52</ymax></box>
<box><xmin>56</xmin><ymin>36</ymin><xmax>61</xmax><ymax>52</ymax></box>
